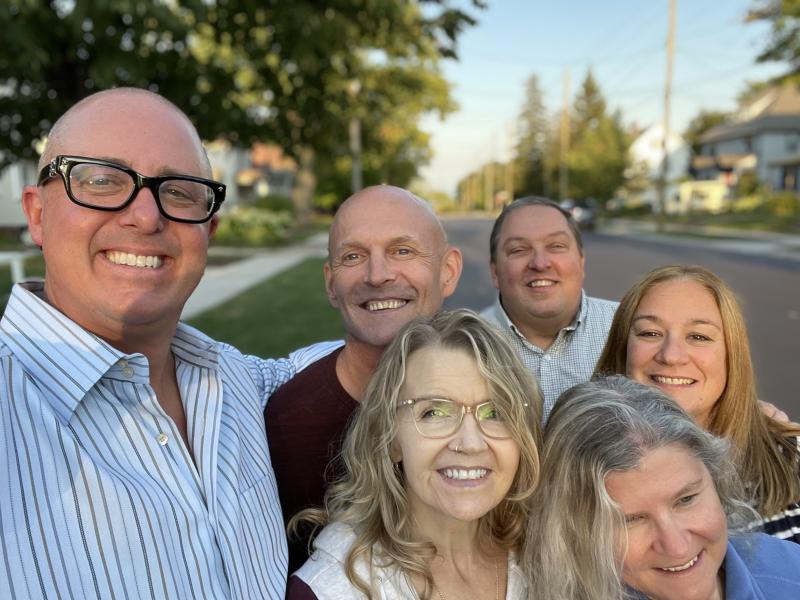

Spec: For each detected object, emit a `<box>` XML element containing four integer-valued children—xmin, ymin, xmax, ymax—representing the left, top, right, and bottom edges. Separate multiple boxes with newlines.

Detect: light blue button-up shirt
<box><xmin>0</xmin><ymin>283</ymin><xmax>336</xmax><ymax>600</ymax></box>
<box><xmin>481</xmin><ymin>290</ymin><xmax>618</xmax><ymax>418</ymax></box>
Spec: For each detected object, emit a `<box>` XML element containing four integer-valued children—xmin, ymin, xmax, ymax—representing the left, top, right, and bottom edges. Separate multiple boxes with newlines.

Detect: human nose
<box><xmin>652</xmin><ymin>515</ymin><xmax>692</xmax><ymax>558</ymax></box>
<box><xmin>118</xmin><ymin>186</ymin><xmax>166</xmax><ymax>233</ymax></box>
<box><xmin>527</xmin><ymin>249</ymin><xmax>551</xmax><ymax>271</ymax></box>
<box><xmin>363</xmin><ymin>253</ymin><xmax>397</xmax><ymax>286</ymax></box>
<box><xmin>449</xmin><ymin>409</ymin><xmax>489</xmax><ymax>453</ymax></box>
<box><xmin>654</xmin><ymin>334</ymin><xmax>689</xmax><ymax>365</ymax></box>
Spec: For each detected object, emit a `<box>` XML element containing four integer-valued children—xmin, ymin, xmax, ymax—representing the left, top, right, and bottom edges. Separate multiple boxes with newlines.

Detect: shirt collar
<box><xmin>496</xmin><ymin>289</ymin><xmax>588</xmax><ymax>338</ymax></box>
<box><xmin>0</xmin><ymin>283</ymin><xmax>219</xmax><ymax>423</ymax></box>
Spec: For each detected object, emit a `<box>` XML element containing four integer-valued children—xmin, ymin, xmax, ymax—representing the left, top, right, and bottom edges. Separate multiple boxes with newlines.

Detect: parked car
<box><xmin>560</xmin><ymin>199</ymin><xmax>597</xmax><ymax>231</ymax></box>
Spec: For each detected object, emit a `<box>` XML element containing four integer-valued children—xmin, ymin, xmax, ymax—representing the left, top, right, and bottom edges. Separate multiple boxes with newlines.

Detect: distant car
<box><xmin>560</xmin><ymin>199</ymin><xmax>597</xmax><ymax>231</ymax></box>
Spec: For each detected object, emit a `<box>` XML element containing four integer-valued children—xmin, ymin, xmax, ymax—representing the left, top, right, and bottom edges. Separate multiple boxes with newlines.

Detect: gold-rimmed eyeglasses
<box><xmin>398</xmin><ymin>397</ymin><xmax>519</xmax><ymax>439</ymax></box>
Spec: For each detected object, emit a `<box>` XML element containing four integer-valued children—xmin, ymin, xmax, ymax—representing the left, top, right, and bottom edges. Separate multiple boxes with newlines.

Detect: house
<box><xmin>694</xmin><ymin>83</ymin><xmax>800</xmax><ymax>193</ymax></box>
<box><xmin>623</xmin><ymin>123</ymin><xmax>689</xmax><ymax>213</ymax></box>
<box><xmin>206</xmin><ymin>140</ymin><xmax>297</xmax><ymax>208</ymax></box>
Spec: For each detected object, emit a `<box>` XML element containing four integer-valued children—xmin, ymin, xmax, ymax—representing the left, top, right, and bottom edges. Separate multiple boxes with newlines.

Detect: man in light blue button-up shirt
<box><xmin>0</xmin><ymin>88</ymin><xmax>333</xmax><ymax>600</ymax></box>
<box><xmin>481</xmin><ymin>197</ymin><xmax>618</xmax><ymax>418</ymax></box>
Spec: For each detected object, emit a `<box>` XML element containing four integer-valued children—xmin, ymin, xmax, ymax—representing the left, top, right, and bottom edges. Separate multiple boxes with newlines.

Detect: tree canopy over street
<box><xmin>0</xmin><ymin>0</ymin><xmax>484</xmax><ymax>215</ymax></box>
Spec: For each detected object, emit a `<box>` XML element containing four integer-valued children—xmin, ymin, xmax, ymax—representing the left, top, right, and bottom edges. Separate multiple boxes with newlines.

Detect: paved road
<box><xmin>442</xmin><ymin>217</ymin><xmax>800</xmax><ymax>418</ymax></box>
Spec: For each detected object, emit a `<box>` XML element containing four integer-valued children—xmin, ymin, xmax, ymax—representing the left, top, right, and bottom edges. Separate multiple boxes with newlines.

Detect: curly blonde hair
<box><xmin>293</xmin><ymin>309</ymin><xmax>542</xmax><ymax>598</ymax></box>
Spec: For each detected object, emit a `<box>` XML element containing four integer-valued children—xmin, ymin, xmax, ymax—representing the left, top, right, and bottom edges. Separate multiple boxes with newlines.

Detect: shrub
<box><xmin>764</xmin><ymin>192</ymin><xmax>800</xmax><ymax>217</ymax></box>
<box><xmin>213</xmin><ymin>207</ymin><xmax>293</xmax><ymax>246</ymax></box>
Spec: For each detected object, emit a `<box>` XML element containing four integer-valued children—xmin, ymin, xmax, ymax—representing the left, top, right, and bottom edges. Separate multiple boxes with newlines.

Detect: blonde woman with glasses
<box><xmin>286</xmin><ymin>309</ymin><xmax>542</xmax><ymax>599</ymax></box>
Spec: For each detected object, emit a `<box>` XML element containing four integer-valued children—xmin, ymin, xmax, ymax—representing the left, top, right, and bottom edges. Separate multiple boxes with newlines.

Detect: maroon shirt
<box><xmin>265</xmin><ymin>347</ymin><xmax>359</xmax><ymax>575</ymax></box>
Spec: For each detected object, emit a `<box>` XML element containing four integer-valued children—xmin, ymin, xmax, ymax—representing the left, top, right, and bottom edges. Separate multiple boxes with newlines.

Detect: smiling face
<box><xmin>490</xmin><ymin>204</ymin><xmax>585</xmax><ymax>343</ymax></box>
<box><xmin>606</xmin><ymin>444</ymin><xmax>728</xmax><ymax>600</ymax></box>
<box><xmin>22</xmin><ymin>91</ymin><xmax>216</xmax><ymax>344</ymax></box>
<box><xmin>625</xmin><ymin>279</ymin><xmax>727</xmax><ymax>428</ymax></box>
<box><xmin>324</xmin><ymin>188</ymin><xmax>461</xmax><ymax>350</ymax></box>
<box><xmin>392</xmin><ymin>346</ymin><xmax>521</xmax><ymax>530</ymax></box>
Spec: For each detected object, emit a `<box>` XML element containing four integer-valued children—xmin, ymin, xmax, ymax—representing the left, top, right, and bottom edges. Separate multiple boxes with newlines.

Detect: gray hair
<box><xmin>489</xmin><ymin>196</ymin><xmax>583</xmax><ymax>263</ymax></box>
<box><xmin>524</xmin><ymin>375</ymin><xmax>755</xmax><ymax>600</ymax></box>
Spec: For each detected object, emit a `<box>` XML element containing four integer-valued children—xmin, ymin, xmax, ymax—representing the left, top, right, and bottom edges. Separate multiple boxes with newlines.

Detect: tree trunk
<box><xmin>291</xmin><ymin>146</ymin><xmax>316</xmax><ymax>227</ymax></box>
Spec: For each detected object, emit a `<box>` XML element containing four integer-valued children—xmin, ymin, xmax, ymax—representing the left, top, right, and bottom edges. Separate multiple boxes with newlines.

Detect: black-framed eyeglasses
<box><xmin>37</xmin><ymin>155</ymin><xmax>226</xmax><ymax>224</ymax></box>
<box><xmin>398</xmin><ymin>397</ymin><xmax>518</xmax><ymax>439</ymax></box>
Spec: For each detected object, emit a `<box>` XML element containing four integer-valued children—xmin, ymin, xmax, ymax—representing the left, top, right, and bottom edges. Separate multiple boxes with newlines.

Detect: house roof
<box><xmin>699</xmin><ymin>84</ymin><xmax>800</xmax><ymax>144</ymax></box>
<box><xmin>691</xmin><ymin>153</ymin><xmax>755</xmax><ymax>170</ymax></box>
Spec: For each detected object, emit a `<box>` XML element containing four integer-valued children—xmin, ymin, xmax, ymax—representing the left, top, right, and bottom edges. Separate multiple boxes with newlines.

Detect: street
<box><xmin>442</xmin><ymin>217</ymin><xmax>800</xmax><ymax>418</ymax></box>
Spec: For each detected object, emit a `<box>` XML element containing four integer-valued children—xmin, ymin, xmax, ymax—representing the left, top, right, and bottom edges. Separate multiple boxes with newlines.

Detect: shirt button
<box><xmin>157</xmin><ymin>433</ymin><xmax>169</xmax><ymax>446</ymax></box>
<box><xmin>544</xmin><ymin>354</ymin><xmax>552</xmax><ymax>361</ymax></box>
<box><xmin>122</xmin><ymin>366</ymin><xmax>134</xmax><ymax>378</ymax></box>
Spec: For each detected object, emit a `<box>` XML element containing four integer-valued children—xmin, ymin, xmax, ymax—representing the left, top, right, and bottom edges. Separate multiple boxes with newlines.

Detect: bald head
<box><xmin>328</xmin><ymin>185</ymin><xmax>447</xmax><ymax>259</ymax></box>
<box><xmin>323</xmin><ymin>184</ymin><xmax>462</xmax><ymax>351</ymax></box>
<box><xmin>40</xmin><ymin>87</ymin><xmax>211</xmax><ymax>175</ymax></box>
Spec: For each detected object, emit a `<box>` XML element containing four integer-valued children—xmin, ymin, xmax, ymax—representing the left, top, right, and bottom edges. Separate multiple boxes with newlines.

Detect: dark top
<box><xmin>285</xmin><ymin>576</ymin><xmax>318</xmax><ymax>600</ymax></box>
<box><xmin>265</xmin><ymin>347</ymin><xmax>359</xmax><ymax>575</ymax></box>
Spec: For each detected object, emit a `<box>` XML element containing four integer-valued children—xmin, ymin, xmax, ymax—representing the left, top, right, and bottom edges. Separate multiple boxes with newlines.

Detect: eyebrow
<box><xmin>94</xmin><ymin>156</ymin><xmax>199</xmax><ymax>178</ymax></box>
<box><xmin>503</xmin><ymin>231</ymin><xmax>572</xmax><ymax>245</ymax></box>
<box><xmin>674</xmin><ymin>477</ymin><xmax>704</xmax><ymax>497</ymax></box>
<box><xmin>335</xmin><ymin>235</ymin><xmax>421</xmax><ymax>252</ymax></box>
<box><xmin>632</xmin><ymin>314</ymin><xmax>722</xmax><ymax>330</ymax></box>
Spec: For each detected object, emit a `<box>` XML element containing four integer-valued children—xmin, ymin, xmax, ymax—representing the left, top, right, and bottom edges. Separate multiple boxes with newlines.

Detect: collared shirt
<box><xmin>0</xmin><ymin>283</ymin><xmax>338</xmax><ymax>600</ymax></box>
<box><xmin>481</xmin><ymin>290</ymin><xmax>618</xmax><ymax>418</ymax></box>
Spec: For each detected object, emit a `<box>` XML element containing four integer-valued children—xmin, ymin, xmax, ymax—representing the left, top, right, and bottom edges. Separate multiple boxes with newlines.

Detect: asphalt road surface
<box><xmin>442</xmin><ymin>217</ymin><xmax>800</xmax><ymax>419</ymax></box>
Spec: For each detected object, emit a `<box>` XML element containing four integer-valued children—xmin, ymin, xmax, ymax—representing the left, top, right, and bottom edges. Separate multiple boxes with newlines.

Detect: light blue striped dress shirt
<box><xmin>0</xmin><ymin>283</ymin><xmax>338</xmax><ymax>600</ymax></box>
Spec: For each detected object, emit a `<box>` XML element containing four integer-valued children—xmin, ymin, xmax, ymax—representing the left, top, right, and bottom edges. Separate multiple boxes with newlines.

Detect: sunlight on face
<box><xmin>605</xmin><ymin>445</ymin><xmax>728</xmax><ymax>600</ymax></box>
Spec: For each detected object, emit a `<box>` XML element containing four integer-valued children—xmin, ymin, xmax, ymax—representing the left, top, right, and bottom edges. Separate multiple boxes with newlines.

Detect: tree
<box><xmin>565</xmin><ymin>71</ymin><xmax>630</xmax><ymax>201</ymax></box>
<box><xmin>513</xmin><ymin>74</ymin><xmax>550</xmax><ymax>197</ymax></box>
<box><xmin>0</xmin><ymin>1</ymin><xmax>484</xmax><ymax>221</ymax></box>
<box><xmin>571</xmin><ymin>70</ymin><xmax>607</xmax><ymax>138</ymax></box>
<box><xmin>748</xmin><ymin>0</ymin><xmax>800</xmax><ymax>77</ymax></box>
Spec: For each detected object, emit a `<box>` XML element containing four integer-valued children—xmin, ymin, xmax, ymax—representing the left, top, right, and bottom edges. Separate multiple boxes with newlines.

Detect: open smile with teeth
<box><xmin>441</xmin><ymin>468</ymin><xmax>488</xmax><ymax>481</ymax></box>
<box><xmin>364</xmin><ymin>299</ymin><xmax>408</xmax><ymax>311</ymax></box>
<box><xmin>106</xmin><ymin>250</ymin><xmax>163</xmax><ymax>269</ymax></box>
<box><xmin>652</xmin><ymin>375</ymin><xmax>696</xmax><ymax>386</ymax></box>
<box><xmin>659</xmin><ymin>554</ymin><xmax>699</xmax><ymax>572</ymax></box>
<box><xmin>527</xmin><ymin>279</ymin><xmax>556</xmax><ymax>288</ymax></box>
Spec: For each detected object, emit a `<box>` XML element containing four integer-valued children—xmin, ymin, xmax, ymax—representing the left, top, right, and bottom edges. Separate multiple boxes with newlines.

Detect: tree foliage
<box><xmin>513</xmin><ymin>74</ymin><xmax>549</xmax><ymax>197</ymax></box>
<box><xmin>566</xmin><ymin>71</ymin><xmax>629</xmax><ymax>201</ymax></box>
<box><xmin>748</xmin><ymin>0</ymin><xmax>800</xmax><ymax>77</ymax></box>
<box><xmin>0</xmin><ymin>0</ymin><xmax>483</xmax><ymax>215</ymax></box>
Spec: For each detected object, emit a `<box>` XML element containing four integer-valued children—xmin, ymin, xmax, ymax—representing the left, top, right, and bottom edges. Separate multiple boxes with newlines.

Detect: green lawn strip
<box><xmin>187</xmin><ymin>256</ymin><xmax>345</xmax><ymax>358</ymax></box>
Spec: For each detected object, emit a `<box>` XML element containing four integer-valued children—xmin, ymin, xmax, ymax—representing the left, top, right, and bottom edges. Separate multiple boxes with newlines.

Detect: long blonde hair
<box><xmin>595</xmin><ymin>264</ymin><xmax>800</xmax><ymax>514</ymax></box>
<box><xmin>293</xmin><ymin>309</ymin><xmax>542</xmax><ymax>597</ymax></box>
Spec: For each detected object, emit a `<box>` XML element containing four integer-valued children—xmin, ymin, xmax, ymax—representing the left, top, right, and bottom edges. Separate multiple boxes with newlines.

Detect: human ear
<box><xmin>22</xmin><ymin>185</ymin><xmax>44</xmax><ymax>247</ymax></box>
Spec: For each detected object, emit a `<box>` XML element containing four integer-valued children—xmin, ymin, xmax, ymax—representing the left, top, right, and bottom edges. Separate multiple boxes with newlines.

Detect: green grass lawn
<box><xmin>188</xmin><ymin>256</ymin><xmax>346</xmax><ymax>358</ymax></box>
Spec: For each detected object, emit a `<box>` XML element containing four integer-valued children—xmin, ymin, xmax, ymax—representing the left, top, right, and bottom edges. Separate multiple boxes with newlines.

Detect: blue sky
<box><xmin>419</xmin><ymin>0</ymin><xmax>789</xmax><ymax>194</ymax></box>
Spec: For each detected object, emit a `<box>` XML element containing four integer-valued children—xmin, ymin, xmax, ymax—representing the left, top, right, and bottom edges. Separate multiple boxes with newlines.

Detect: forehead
<box><xmin>637</xmin><ymin>279</ymin><xmax>721</xmax><ymax>321</ymax></box>
<box><xmin>605</xmin><ymin>445</ymin><xmax>708</xmax><ymax>506</ymax></box>
<box><xmin>499</xmin><ymin>205</ymin><xmax>574</xmax><ymax>242</ymax></box>
<box><xmin>401</xmin><ymin>346</ymin><xmax>487</xmax><ymax>400</ymax></box>
<box><xmin>51</xmin><ymin>94</ymin><xmax>209</xmax><ymax>177</ymax></box>
<box><xmin>331</xmin><ymin>193</ymin><xmax>441</xmax><ymax>250</ymax></box>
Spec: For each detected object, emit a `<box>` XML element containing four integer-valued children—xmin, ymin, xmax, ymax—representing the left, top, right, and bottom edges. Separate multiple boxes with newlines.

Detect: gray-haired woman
<box><xmin>524</xmin><ymin>375</ymin><xmax>800</xmax><ymax>600</ymax></box>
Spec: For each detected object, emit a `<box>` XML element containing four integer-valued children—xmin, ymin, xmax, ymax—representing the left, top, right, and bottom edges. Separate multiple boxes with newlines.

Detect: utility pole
<box><xmin>559</xmin><ymin>68</ymin><xmax>571</xmax><ymax>202</ymax></box>
<box><xmin>657</xmin><ymin>0</ymin><xmax>677</xmax><ymax>231</ymax></box>
<box><xmin>505</xmin><ymin>123</ymin><xmax>515</xmax><ymax>205</ymax></box>
<box><xmin>348</xmin><ymin>79</ymin><xmax>363</xmax><ymax>194</ymax></box>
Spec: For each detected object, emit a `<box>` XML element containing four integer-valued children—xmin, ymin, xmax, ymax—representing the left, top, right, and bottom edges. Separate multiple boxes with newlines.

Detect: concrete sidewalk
<box><xmin>182</xmin><ymin>231</ymin><xmax>328</xmax><ymax>319</ymax></box>
<box><xmin>602</xmin><ymin>218</ymin><xmax>800</xmax><ymax>263</ymax></box>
